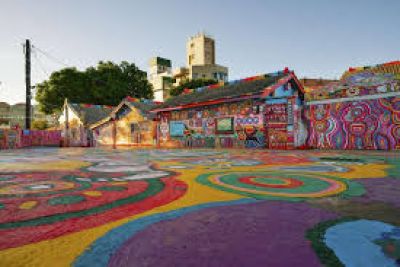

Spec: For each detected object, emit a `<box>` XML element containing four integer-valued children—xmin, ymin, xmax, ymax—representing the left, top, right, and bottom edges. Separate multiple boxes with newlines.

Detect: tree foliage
<box><xmin>32</xmin><ymin>120</ymin><xmax>49</xmax><ymax>130</ymax></box>
<box><xmin>35</xmin><ymin>61</ymin><xmax>153</xmax><ymax>114</ymax></box>
<box><xmin>169</xmin><ymin>79</ymin><xmax>218</xmax><ymax>97</ymax></box>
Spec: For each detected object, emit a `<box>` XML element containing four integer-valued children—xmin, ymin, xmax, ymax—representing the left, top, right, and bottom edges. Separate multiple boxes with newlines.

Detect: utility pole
<box><xmin>24</xmin><ymin>39</ymin><xmax>31</xmax><ymax>130</ymax></box>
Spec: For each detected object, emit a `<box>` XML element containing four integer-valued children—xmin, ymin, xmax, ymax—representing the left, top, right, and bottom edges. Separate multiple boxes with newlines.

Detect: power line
<box><xmin>32</xmin><ymin>50</ymin><xmax>51</xmax><ymax>78</ymax></box>
<box><xmin>31</xmin><ymin>45</ymin><xmax>69</xmax><ymax>67</ymax></box>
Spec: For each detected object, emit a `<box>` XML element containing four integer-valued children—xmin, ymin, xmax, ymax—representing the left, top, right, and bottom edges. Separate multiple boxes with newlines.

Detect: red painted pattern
<box><xmin>0</xmin><ymin>177</ymin><xmax>187</xmax><ymax>249</ymax></box>
<box><xmin>239</xmin><ymin>176</ymin><xmax>304</xmax><ymax>188</ymax></box>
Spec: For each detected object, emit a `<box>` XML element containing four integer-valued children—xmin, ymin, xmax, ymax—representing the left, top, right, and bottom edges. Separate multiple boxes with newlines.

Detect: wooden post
<box><xmin>112</xmin><ymin>118</ymin><xmax>117</xmax><ymax>149</ymax></box>
<box><xmin>64</xmin><ymin>99</ymin><xmax>69</xmax><ymax>147</ymax></box>
<box><xmin>25</xmin><ymin>39</ymin><xmax>31</xmax><ymax>130</ymax></box>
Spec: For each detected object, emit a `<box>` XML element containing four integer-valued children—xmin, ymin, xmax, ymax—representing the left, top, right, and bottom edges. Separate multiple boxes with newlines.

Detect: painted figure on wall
<box><xmin>307</xmin><ymin>97</ymin><xmax>400</xmax><ymax>150</ymax></box>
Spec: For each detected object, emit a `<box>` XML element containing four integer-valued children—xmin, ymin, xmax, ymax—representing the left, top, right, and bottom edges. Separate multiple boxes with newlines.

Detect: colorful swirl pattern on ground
<box><xmin>0</xmin><ymin>169</ymin><xmax>187</xmax><ymax>249</ymax></box>
<box><xmin>197</xmin><ymin>171</ymin><xmax>365</xmax><ymax>201</ymax></box>
<box><xmin>0</xmin><ymin>148</ymin><xmax>398</xmax><ymax>267</ymax></box>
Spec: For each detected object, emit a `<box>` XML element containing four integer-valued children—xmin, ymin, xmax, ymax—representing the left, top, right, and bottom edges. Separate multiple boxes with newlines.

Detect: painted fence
<box><xmin>0</xmin><ymin>129</ymin><xmax>61</xmax><ymax>149</ymax></box>
<box><xmin>306</xmin><ymin>96</ymin><xmax>400</xmax><ymax>150</ymax></box>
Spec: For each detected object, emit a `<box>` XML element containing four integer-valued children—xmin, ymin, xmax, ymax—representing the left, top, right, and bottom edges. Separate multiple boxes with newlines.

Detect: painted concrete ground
<box><xmin>0</xmin><ymin>148</ymin><xmax>399</xmax><ymax>267</ymax></box>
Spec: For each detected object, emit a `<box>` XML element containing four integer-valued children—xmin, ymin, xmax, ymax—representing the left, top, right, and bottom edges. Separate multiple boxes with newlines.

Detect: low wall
<box><xmin>306</xmin><ymin>96</ymin><xmax>400</xmax><ymax>150</ymax></box>
<box><xmin>0</xmin><ymin>129</ymin><xmax>61</xmax><ymax>149</ymax></box>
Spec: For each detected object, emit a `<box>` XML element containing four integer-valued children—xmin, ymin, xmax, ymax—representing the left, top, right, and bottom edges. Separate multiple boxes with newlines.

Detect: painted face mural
<box><xmin>0</xmin><ymin>148</ymin><xmax>399</xmax><ymax>267</ymax></box>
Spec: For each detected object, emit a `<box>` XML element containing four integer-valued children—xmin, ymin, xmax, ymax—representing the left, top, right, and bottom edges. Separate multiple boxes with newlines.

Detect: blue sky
<box><xmin>0</xmin><ymin>0</ymin><xmax>399</xmax><ymax>104</ymax></box>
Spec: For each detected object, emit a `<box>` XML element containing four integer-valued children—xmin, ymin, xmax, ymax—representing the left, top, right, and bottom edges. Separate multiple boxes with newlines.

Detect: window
<box><xmin>170</xmin><ymin>121</ymin><xmax>185</xmax><ymax>137</ymax></box>
<box><xmin>215</xmin><ymin>117</ymin><xmax>234</xmax><ymax>134</ymax></box>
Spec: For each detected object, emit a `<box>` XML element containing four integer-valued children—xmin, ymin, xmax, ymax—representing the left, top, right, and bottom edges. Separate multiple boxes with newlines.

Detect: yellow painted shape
<box><xmin>83</xmin><ymin>191</ymin><xmax>102</xmax><ymax>197</ymax></box>
<box><xmin>0</xmin><ymin>161</ymin><xmax>90</xmax><ymax>172</ymax></box>
<box><xmin>18</xmin><ymin>201</ymin><xmax>38</xmax><ymax>210</ymax></box>
<box><xmin>111</xmin><ymin>181</ymin><xmax>128</xmax><ymax>185</ymax></box>
<box><xmin>0</xmin><ymin>165</ymin><xmax>243</xmax><ymax>267</ymax></box>
<box><xmin>330</xmin><ymin>164</ymin><xmax>390</xmax><ymax>179</ymax></box>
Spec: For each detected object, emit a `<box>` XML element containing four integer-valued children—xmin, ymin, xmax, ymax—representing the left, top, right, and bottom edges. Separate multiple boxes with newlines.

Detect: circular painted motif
<box><xmin>197</xmin><ymin>171</ymin><xmax>364</xmax><ymax>201</ymax></box>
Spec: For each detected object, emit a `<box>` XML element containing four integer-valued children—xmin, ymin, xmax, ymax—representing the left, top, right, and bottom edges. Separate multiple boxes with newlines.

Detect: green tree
<box><xmin>32</xmin><ymin>120</ymin><xmax>49</xmax><ymax>130</ymax></box>
<box><xmin>35</xmin><ymin>61</ymin><xmax>153</xmax><ymax>114</ymax></box>
<box><xmin>169</xmin><ymin>79</ymin><xmax>218</xmax><ymax>97</ymax></box>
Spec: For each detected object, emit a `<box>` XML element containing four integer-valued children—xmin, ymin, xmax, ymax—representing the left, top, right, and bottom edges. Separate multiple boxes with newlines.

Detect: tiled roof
<box><xmin>70</xmin><ymin>104</ymin><xmax>114</xmax><ymax>126</ymax></box>
<box><xmin>125</xmin><ymin>101</ymin><xmax>156</xmax><ymax>116</ymax></box>
<box><xmin>155</xmin><ymin>73</ymin><xmax>288</xmax><ymax>109</ymax></box>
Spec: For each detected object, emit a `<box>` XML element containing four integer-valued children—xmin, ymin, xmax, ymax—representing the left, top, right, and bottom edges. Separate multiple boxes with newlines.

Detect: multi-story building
<box><xmin>185</xmin><ymin>33</ymin><xmax>228</xmax><ymax>82</ymax></box>
<box><xmin>0</xmin><ymin>102</ymin><xmax>57</xmax><ymax>128</ymax></box>
<box><xmin>171</xmin><ymin>33</ymin><xmax>229</xmax><ymax>87</ymax></box>
<box><xmin>149</xmin><ymin>33</ymin><xmax>229</xmax><ymax>101</ymax></box>
<box><xmin>186</xmin><ymin>33</ymin><xmax>215</xmax><ymax>66</ymax></box>
<box><xmin>172</xmin><ymin>67</ymin><xmax>190</xmax><ymax>87</ymax></box>
<box><xmin>148</xmin><ymin>57</ymin><xmax>174</xmax><ymax>102</ymax></box>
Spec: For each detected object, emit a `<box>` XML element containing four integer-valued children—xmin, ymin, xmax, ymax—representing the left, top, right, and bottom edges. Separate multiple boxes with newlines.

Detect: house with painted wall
<box><xmin>305</xmin><ymin>61</ymin><xmax>400</xmax><ymax>150</ymax></box>
<box><xmin>59</xmin><ymin>99</ymin><xmax>114</xmax><ymax>147</ymax></box>
<box><xmin>151</xmin><ymin>69</ymin><xmax>306</xmax><ymax>149</ymax></box>
<box><xmin>90</xmin><ymin>97</ymin><xmax>157</xmax><ymax>147</ymax></box>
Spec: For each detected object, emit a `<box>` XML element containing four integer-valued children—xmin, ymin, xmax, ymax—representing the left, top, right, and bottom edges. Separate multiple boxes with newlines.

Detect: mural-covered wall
<box><xmin>158</xmin><ymin>93</ymin><xmax>306</xmax><ymax>149</ymax></box>
<box><xmin>59</xmin><ymin>104</ymin><xmax>88</xmax><ymax>147</ymax></box>
<box><xmin>306</xmin><ymin>97</ymin><xmax>400</xmax><ymax>150</ymax></box>
<box><xmin>93</xmin><ymin>103</ymin><xmax>156</xmax><ymax>146</ymax></box>
<box><xmin>159</xmin><ymin>99</ymin><xmax>267</xmax><ymax>149</ymax></box>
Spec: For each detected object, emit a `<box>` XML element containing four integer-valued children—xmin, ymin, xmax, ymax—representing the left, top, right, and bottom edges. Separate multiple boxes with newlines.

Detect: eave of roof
<box><xmin>67</xmin><ymin>102</ymin><xmax>114</xmax><ymax>126</ymax></box>
<box><xmin>152</xmin><ymin>72</ymin><xmax>303</xmax><ymax>113</ymax></box>
<box><xmin>89</xmin><ymin>99</ymin><xmax>156</xmax><ymax>129</ymax></box>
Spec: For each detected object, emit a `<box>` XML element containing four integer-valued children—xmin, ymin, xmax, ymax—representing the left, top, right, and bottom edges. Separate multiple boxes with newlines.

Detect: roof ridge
<box><xmin>182</xmin><ymin>69</ymin><xmax>291</xmax><ymax>94</ymax></box>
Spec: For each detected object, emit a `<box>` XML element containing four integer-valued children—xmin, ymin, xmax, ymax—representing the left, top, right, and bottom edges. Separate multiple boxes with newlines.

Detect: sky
<box><xmin>0</xmin><ymin>0</ymin><xmax>399</xmax><ymax>104</ymax></box>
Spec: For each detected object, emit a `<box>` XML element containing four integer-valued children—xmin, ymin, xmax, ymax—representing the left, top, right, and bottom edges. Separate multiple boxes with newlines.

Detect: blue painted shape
<box><xmin>295</xmin><ymin>96</ymin><xmax>302</xmax><ymax>106</ymax></box>
<box><xmin>169</xmin><ymin>121</ymin><xmax>185</xmax><ymax>137</ymax></box>
<box><xmin>325</xmin><ymin>219</ymin><xmax>398</xmax><ymax>267</ymax></box>
<box><xmin>73</xmin><ymin>198</ymin><xmax>258</xmax><ymax>267</ymax></box>
<box><xmin>273</xmin><ymin>85</ymin><xmax>294</xmax><ymax>97</ymax></box>
<box><xmin>265</xmin><ymin>98</ymin><xmax>287</xmax><ymax>105</ymax></box>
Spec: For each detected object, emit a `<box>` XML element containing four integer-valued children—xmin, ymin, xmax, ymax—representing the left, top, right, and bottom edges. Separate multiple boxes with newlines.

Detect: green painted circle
<box><xmin>219</xmin><ymin>173</ymin><xmax>331</xmax><ymax>194</ymax></box>
<box><xmin>97</xmin><ymin>186</ymin><xmax>127</xmax><ymax>191</ymax></box>
<box><xmin>48</xmin><ymin>195</ymin><xmax>86</xmax><ymax>205</ymax></box>
<box><xmin>197</xmin><ymin>171</ymin><xmax>365</xmax><ymax>201</ymax></box>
